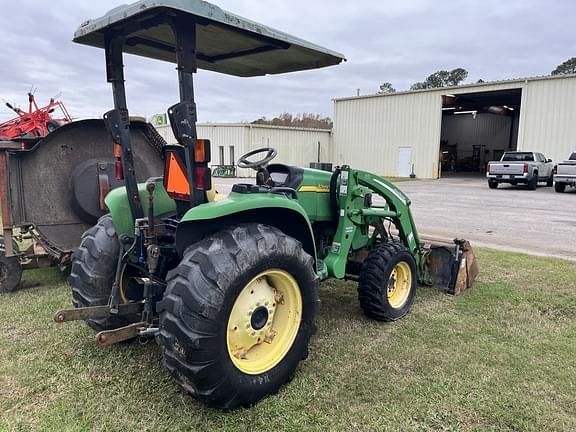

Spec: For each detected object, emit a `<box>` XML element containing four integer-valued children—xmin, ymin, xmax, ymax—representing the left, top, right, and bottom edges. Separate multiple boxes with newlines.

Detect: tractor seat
<box><xmin>261</xmin><ymin>164</ymin><xmax>304</xmax><ymax>189</ymax></box>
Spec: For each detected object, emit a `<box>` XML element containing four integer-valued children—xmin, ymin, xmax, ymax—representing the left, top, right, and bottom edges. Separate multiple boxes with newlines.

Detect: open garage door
<box><xmin>439</xmin><ymin>89</ymin><xmax>522</xmax><ymax>176</ymax></box>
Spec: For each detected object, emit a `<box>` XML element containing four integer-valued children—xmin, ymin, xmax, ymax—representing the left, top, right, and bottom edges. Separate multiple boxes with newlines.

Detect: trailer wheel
<box><xmin>68</xmin><ymin>215</ymin><xmax>140</xmax><ymax>331</ymax></box>
<box><xmin>0</xmin><ymin>237</ymin><xmax>22</xmax><ymax>293</ymax></box>
<box><xmin>358</xmin><ymin>242</ymin><xmax>417</xmax><ymax>321</ymax></box>
<box><xmin>554</xmin><ymin>182</ymin><xmax>566</xmax><ymax>193</ymax></box>
<box><xmin>488</xmin><ymin>180</ymin><xmax>498</xmax><ymax>189</ymax></box>
<box><xmin>158</xmin><ymin>224</ymin><xmax>319</xmax><ymax>409</ymax></box>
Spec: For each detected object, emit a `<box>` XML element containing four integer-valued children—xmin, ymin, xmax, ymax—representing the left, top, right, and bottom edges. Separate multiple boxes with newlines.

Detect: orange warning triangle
<box><xmin>165</xmin><ymin>153</ymin><xmax>190</xmax><ymax>196</ymax></box>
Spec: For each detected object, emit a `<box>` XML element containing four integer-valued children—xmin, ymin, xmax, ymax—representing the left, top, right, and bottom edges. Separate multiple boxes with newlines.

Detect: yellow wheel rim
<box><xmin>118</xmin><ymin>264</ymin><xmax>138</xmax><ymax>304</ymax></box>
<box><xmin>227</xmin><ymin>269</ymin><xmax>302</xmax><ymax>375</ymax></box>
<box><xmin>387</xmin><ymin>262</ymin><xmax>412</xmax><ymax>309</ymax></box>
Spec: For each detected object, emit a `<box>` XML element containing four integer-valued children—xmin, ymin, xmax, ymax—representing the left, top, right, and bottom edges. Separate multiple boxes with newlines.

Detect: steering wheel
<box><xmin>237</xmin><ymin>147</ymin><xmax>277</xmax><ymax>170</ymax></box>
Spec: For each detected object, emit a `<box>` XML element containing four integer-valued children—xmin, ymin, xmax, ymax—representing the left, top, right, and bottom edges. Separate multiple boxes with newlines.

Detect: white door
<box><xmin>398</xmin><ymin>147</ymin><xmax>412</xmax><ymax>177</ymax></box>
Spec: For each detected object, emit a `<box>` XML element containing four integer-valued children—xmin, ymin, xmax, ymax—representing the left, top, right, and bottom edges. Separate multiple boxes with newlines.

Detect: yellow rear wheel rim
<box><xmin>387</xmin><ymin>262</ymin><xmax>412</xmax><ymax>309</ymax></box>
<box><xmin>227</xmin><ymin>269</ymin><xmax>302</xmax><ymax>375</ymax></box>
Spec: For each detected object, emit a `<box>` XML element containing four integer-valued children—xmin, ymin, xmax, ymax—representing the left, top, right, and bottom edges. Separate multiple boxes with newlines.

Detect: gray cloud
<box><xmin>0</xmin><ymin>0</ymin><xmax>574</xmax><ymax>123</ymax></box>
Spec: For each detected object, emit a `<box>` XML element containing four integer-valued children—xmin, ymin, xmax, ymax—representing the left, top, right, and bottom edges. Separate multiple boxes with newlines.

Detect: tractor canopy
<box><xmin>73</xmin><ymin>0</ymin><xmax>346</xmax><ymax>77</ymax></box>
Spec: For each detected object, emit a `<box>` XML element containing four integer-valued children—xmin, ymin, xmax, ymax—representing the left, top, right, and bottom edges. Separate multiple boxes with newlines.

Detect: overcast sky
<box><xmin>0</xmin><ymin>0</ymin><xmax>574</xmax><ymax>123</ymax></box>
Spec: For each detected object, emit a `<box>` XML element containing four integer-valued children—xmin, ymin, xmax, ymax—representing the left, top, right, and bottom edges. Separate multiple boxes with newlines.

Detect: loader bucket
<box><xmin>424</xmin><ymin>239</ymin><xmax>479</xmax><ymax>295</ymax></box>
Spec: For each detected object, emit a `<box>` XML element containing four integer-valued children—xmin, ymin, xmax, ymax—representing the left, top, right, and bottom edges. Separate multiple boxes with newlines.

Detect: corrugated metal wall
<box><xmin>156</xmin><ymin>124</ymin><xmax>332</xmax><ymax>177</ymax></box>
<box><xmin>333</xmin><ymin>75</ymin><xmax>576</xmax><ymax>178</ymax></box>
<box><xmin>332</xmin><ymin>92</ymin><xmax>442</xmax><ymax>179</ymax></box>
<box><xmin>517</xmin><ymin>77</ymin><xmax>576</xmax><ymax>162</ymax></box>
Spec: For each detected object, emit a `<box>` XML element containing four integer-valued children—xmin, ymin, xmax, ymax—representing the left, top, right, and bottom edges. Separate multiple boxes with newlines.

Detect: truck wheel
<box><xmin>528</xmin><ymin>175</ymin><xmax>538</xmax><ymax>190</ymax></box>
<box><xmin>546</xmin><ymin>174</ymin><xmax>554</xmax><ymax>187</ymax></box>
<box><xmin>554</xmin><ymin>182</ymin><xmax>566</xmax><ymax>193</ymax></box>
<box><xmin>358</xmin><ymin>242</ymin><xmax>417</xmax><ymax>321</ymax></box>
<box><xmin>68</xmin><ymin>215</ymin><xmax>141</xmax><ymax>332</ymax></box>
<box><xmin>158</xmin><ymin>224</ymin><xmax>319</xmax><ymax>409</ymax></box>
<box><xmin>0</xmin><ymin>237</ymin><xmax>22</xmax><ymax>293</ymax></box>
<box><xmin>488</xmin><ymin>180</ymin><xmax>498</xmax><ymax>189</ymax></box>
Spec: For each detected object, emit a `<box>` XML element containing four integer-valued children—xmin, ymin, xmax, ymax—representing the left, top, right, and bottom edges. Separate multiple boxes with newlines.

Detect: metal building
<box><xmin>155</xmin><ymin>123</ymin><xmax>332</xmax><ymax>177</ymax></box>
<box><xmin>332</xmin><ymin>74</ymin><xmax>576</xmax><ymax>179</ymax></box>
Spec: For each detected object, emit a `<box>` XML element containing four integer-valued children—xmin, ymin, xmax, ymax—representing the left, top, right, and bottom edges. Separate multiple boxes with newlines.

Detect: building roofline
<box><xmin>156</xmin><ymin>123</ymin><xmax>332</xmax><ymax>133</ymax></box>
<box><xmin>333</xmin><ymin>73</ymin><xmax>576</xmax><ymax>102</ymax></box>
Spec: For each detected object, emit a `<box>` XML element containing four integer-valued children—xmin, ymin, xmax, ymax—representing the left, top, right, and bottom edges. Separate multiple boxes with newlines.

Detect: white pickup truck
<box><xmin>486</xmin><ymin>151</ymin><xmax>554</xmax><ymax>190</ymax></box>
<box><xmin>554</xmin><ymin>151</ymin><xmax>576</xmax><ymax>193</ymax></box>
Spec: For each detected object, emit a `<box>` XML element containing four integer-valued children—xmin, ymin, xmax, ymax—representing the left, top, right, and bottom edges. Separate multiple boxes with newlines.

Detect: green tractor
<box><xmin>55</xmin><ymin>0</ymin><xmax>478</xmax><ymax>409</ymax></box>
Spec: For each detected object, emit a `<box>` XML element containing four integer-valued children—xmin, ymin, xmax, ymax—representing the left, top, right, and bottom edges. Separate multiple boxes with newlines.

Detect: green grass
<box><xmin>1</xmin><ymin>249</ymin><xmax>575</xmax><ymax>431</ymax></box>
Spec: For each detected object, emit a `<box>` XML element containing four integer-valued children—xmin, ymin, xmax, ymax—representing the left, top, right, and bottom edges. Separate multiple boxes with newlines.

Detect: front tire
<box><xmin>68</xmin><ymin>215</ymin><xmax>140</xmax><ymax>331</ymax></box>
<box><xmin>158</xmin><ymin>224</ymin><xmax>319</xmax><ymax>409</ymax></box>
<box><xmin>358</xmin><ymin>242</ymin><xmax>417</xmax><ymax>321</ymax></box>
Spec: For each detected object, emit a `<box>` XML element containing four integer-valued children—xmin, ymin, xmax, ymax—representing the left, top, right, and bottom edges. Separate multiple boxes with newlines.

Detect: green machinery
<box><xmin>54</xmin><ymin>0</ymin><xmax>478</xmax><ymax>409</ymax></box>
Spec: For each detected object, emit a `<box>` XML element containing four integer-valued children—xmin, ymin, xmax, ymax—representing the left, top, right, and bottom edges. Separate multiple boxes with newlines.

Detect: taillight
<box><xmin>114</xmin><ymin>143</ymin><xmax>124</xmax><ymax>180</ymax></box>
<box><xmin>486</xmin><ymin>163</ymin><xmax>491</xmax><ymax>174</ymax></box>
<box><xmin>523</xmin><ymin>163</ymin><xmax>528</xmax><ymax>173</ymax></box>
<box><xmin>194</xmin><ymin>139</ymin><xmax>211</xmax><ymax>163</ymax></box>
<box><xmin>553</xmin><ymin>165</ymin><xmax>557</xmax><ymax>175</ymax></box>
<box><xmin>194</xmin><ymin>167</ymin><xmax>212</xmax><ymax>191</ymax></box>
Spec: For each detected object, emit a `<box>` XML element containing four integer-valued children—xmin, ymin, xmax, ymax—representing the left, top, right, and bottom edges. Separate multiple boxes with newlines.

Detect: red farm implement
<box><xmin>0</xmin><ymin>92</ymin><xmax>72</xmax><ymax>141</ymax></box>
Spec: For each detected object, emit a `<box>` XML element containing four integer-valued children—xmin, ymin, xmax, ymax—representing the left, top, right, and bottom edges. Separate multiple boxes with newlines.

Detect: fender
<box><xmin>105</xmin><ymin>178</ymin><xmax>177</xmax><ymax>237</ymax></box>
<box><xmin>176</xmin><ymin>192</ymin><xmax>318</xmax><ymax>264</ymax></box>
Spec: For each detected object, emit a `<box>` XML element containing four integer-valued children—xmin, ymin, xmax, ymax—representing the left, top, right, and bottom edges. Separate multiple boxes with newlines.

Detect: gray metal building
<box><xmin>156</xmin><ymin>123</ymin><xmax>332</xmax><ymax>177</ymax></box>
<box><xmin>332</xmin><ymin>74</ymin><xmax>576</xmax><ymax>179</ymax></box>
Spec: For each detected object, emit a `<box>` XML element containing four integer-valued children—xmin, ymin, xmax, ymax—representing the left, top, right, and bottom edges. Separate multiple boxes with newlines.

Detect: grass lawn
<box><xmin>1</xmin><ymin>249</ymin><xmax>575</xmax><ymax>431</ymax></box>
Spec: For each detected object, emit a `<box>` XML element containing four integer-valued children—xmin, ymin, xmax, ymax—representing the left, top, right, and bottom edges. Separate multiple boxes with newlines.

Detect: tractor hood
<box><xmin>73</xmin><ymin>0</ymin><xmax>346</xmax><ymax>77</ymax></box>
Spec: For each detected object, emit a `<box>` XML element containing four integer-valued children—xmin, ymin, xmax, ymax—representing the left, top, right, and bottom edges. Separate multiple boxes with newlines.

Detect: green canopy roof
<box><xmin>74</xmin><ymin>0</ymin><xmax>346</xmax><ymax>77</ymax></box>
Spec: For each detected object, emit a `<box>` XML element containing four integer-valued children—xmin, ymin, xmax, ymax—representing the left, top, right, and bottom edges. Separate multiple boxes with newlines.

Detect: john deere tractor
<box><xmin>55</xmin><ymin>0</ymin><xmax>478</xmax><ymax>409</ymax></box>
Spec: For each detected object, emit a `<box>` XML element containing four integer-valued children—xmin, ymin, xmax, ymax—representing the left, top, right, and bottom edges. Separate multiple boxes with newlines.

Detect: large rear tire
<box><xmin>528</xmin><ymin>174</ymin><xmax>538</xmax><ymax>190</ymax></box>
<box><xmin>68</xmin><ymin>215</ymin><xmax>140</xmax><ymax>332</ymax></box>
<box><xmin>488</xmin><ymin>180</ymin><xmax>498</xmax><ymax>189</ymax></box>
<box><xmin>158</xmin><ymin>224</ymin><xmax>319</xmax><ymax>409</ymax></box>
<box><xmin>358</xmin><ymin>242</ymin><xmax>417</xmax><ymax>321</ymax></box>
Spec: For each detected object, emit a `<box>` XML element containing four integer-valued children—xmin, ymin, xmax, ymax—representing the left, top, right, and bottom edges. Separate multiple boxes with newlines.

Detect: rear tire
<box><xmin>158</xmin><ymin>224</ymin><xmax>319</xmax><ymax>409</ymax></box>
<box><xmin>358</xmin><ymin>242</ymin><xmax>417</xmax><ymax>321</ymax></box>
<box><xmin>0</xmin><ymin>237</ymin><xmax>22</xmax><ymax>293</ymax></box>
<box><xmin>528</xmin><ymin>175</ymin><xmax>538</xmax><ymax>190</ymax></box>
<box><xmin>546</xmin><ymin>174</ymin><xmax>554</xmax><ymax>187</ymax></box>
<box><xmin>68</xmin><ymin>215</ymin><xmax>140</xmax><ymax>332</ymax></box>
<box><xmin>555</xmin><ymin>182</ymin><xmax>566</xmax><ymax>193</ymax></box>
<box><xmin>488</xmin><ymin>180</ymin><xmax>498</xmax><ymax>189</ymax></box>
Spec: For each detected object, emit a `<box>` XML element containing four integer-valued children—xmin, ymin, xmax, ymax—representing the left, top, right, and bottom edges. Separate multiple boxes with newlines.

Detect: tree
<box><xmin>252</xmin><ymin>112</ymin><xmax>333</xmax><ymax>129</ymax></box>
<box><xmin>410</xmin><ymin>68</ymin><xmax>469</xmax><ymax>90</ymax></box>
<box><xmin>378</xmin><ymin>82</ymin><xmax>396</xmax><ymax>94</ymax></box>
<box><xmin>551</xmin><ymin>57</ymin><xmax>576</xmax><ymax>75</ymax></box>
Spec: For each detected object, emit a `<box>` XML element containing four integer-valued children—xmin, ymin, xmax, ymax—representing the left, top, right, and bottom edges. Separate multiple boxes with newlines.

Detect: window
<box><xmin>229</xmin><ymin>146</ymin><xmax>235</xmax><ymax>166</ymax></box>
<box><xmin>502</xmin><ymin>152</ymin><xmax>534</xmax><ymax>162</ymax></box>
<box><xmin>569</xmin><ymin>153</ymin><xmax>576</xmax><ymax>161</ymax></box>
<box><xmin>218</xmin><ymin>146</ymin><xmax>224</xmax><ymax>165</ymax></box>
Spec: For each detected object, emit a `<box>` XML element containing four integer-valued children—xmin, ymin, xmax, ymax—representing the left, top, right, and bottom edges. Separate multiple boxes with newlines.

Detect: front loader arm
<box><xmin>324</xmin><ymin>166</ymin><xmax>422</xmax><ymax>279</ymax></box>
